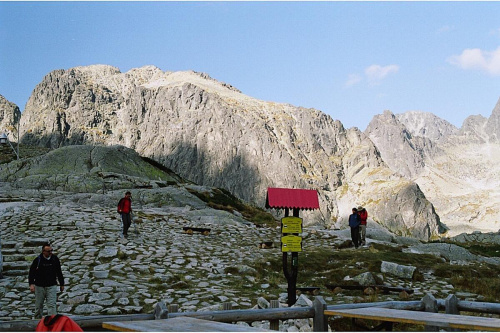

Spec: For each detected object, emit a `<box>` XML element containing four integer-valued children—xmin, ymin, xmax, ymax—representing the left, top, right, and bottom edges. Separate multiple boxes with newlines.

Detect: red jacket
<box><xmin>117</xmin><ymin>197</ymin><xmax>132</xmax><ymax>214</ymax></box>
<box><xmin>36</xmin><ymin>315</ymin><xmax>83</xmax><ymax>332</ymax></box>
<box><xmin>358</xmin><ymin>210</ymin><xmax>368</xmax><ymax>225</ymax></box>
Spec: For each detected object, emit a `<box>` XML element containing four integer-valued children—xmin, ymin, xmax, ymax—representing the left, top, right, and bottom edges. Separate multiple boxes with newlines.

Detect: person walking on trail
<box><xmin>349</xmin><ymin>207</ymin><xmax>361</xmax><ymax>249</ymax></box>
<box><xmin>358</xmin><ymin>206</ymin><xmax>368</xmax><ymax>246</ymax></box>
<box><xmin>117</xmin><ymin>191</ymin><xmax>132</xmax><ymax>237</ymax></box>
<box><xmin>28</xmin><ymin>243</ymin><xmax>65</xmax><ymax>319</ymax></box>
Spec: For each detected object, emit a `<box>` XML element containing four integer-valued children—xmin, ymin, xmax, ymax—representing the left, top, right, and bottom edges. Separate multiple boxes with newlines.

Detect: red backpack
<box><xmin>36</xmin><ymin>315</ymin><xmax>83</xmax><ymax>332</ymax></box>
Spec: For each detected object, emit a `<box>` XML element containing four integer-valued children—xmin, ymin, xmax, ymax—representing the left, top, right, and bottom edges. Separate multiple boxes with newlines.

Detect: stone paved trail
<box><xmin>0</xmin><ymin>188</ymin><xmax>486</xmax><ymax>325</ymax></box>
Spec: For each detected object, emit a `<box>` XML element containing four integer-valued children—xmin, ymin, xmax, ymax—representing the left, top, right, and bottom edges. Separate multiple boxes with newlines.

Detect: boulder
<box><xmin>352</xmin><ymin>272</ymin><xmax>376</xmax><ymax>286</ymax></box>
<box><xmin>380</xmin><ymin>261</ymin><xmax>416</xmax><ymax>279</ymax></box>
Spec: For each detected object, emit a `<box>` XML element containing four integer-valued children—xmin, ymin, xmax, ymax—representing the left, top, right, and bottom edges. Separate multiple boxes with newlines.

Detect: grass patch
<box><xmin>117</xmin><ymin>250</ymin><xmax>128</xmax><ymax>260</ymax></box>
<box><xmin>252</xmin><ymin>243</ymin><xmax>448</xmax><ymax>299</ymax></box>
<box><xmin>433</xmin><ymin>263</ymin><xmax>500</xmax><ymax>301</ymax></box>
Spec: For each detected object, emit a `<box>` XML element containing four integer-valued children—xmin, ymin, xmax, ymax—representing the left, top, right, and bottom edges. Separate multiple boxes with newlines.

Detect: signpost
<box><xmin>265</xmin><ymin>187</ymin><xmax>319</xmax><ymax>307</ymax></box>
<box><xmin>281</xmin><ymin>210</ymin><xmax>302</xmax><ymax>307</ymax></box>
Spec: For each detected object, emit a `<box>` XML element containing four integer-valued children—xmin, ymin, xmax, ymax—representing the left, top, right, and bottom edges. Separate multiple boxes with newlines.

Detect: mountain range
<box><xmin>1</xmin><ymin>64</ymin><xmax>499</xmax><ymax>239</ymax></box>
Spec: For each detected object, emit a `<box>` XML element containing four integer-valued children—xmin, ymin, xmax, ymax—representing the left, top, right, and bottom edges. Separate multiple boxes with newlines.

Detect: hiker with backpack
<box><xmin>357</xmin><ymin>206</ymin><xmax>368</xmax><ymax>246</ymax></box>
<box><xmin>349</xmin><ymin>207</ymin><xmax>361</xmax><ymax>249</ymax></box>
<box><xmin>28</xmin><ymin>243</ymin><xmax>65</xmax><ymax>319</ymax></box>
<box><xmin>117</xmin><ymin>191</ymin><xmax>133</xmax><ymax>238</ymax></box>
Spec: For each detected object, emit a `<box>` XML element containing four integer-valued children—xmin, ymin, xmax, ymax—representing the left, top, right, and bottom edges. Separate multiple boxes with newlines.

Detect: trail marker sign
<box><xmin>281</xmin><ymin>216</ymin><xmax>303</xmax><ymax>234</ymax></box>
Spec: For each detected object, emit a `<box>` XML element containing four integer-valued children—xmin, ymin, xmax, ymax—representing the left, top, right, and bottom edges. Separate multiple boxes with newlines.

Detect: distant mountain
<box><xmin>396</xmin><ymin>111</ymin><xmax>458</xmax><ymax>142</ymax></box>
<box><xmin>366</xmin><ymin>99</ymin><xmax>500</xmax><ymax>235</ymax></box>
<box><xmin>2</xmin><ymin>65</ymin><xmax>443</xmax><ymax>240</ymax></box>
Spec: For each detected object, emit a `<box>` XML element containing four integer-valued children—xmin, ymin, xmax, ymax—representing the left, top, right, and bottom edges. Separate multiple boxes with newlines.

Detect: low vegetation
<box><xmin>251</xmin><ymin>241</ymin><xmax>500</xmax><ymax>304</ymax></box>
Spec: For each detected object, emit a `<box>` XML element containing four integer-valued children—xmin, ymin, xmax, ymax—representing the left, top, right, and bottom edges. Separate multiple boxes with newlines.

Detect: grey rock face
<box><xmin>18</xmin><ymin>65</ymin><xmax>442</xmax><ymax>240</ymax></box>
<box><xmin>0</xmin><ymin>94</ymin><xmax>21</xmax><ymax>139</ymax></box>
<box><xmin>365</xmin><ymin>110</ymin><xmax>437</xmax><ymax>179</ymax></box>
<box><xmin>396</xmin><ymin>111</ymin><xmax>458</xmax><ymax>143</ymax></box>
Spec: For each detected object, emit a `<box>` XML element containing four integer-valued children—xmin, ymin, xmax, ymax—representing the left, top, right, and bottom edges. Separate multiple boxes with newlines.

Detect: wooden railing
<box><xmin>1</xmin><ymin>294</ymin><xmax>500</xmax><ymax>331</ymax></box>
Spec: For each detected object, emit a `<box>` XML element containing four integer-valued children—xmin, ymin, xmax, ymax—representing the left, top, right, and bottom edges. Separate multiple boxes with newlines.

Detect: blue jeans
<box><xmin>34</xmin><ymin>285</ymin><xmax>58</xmax><ymax>318</ymax></box>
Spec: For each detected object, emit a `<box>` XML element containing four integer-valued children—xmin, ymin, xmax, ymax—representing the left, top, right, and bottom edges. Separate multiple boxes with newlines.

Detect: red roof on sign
<box><xmin>265</xmin><ymin>188</ymin><xmax>320</xmax><ymax>210</ymax></box>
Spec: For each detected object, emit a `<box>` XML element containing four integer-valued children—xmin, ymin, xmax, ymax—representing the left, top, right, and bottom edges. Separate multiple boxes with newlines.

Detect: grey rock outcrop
<box><xmin>450</xmin><ymin>231</ymin><xmax>500</xmax><ymax>245</ymax></box>
<box><xmin>0</xmin><ymin>94</ymin><xmax>21</xmax><ymax>138</ymax></box>
<box><xmin>0</xmin><ymin>145</ymin><xmax>179</xmax><ymax>192</ymax></box>
<box><xmin>403</xmin><ymin>243</ymin><xmax>500</xmax><ymax>265</ymax></box>
<box><xmin>18</xmin><ymin>65</ymin><xmax>443</xmax><ymax>240</ymax></box>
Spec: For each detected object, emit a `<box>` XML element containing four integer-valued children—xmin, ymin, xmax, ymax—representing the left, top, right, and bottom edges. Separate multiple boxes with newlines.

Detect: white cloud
<box><xmin>345</xmin><ymin>74</ymin><xmax>362</xmax><ymax>87</ymax></box>
<box><xmin>345</xmin><ymin>64</ymin><xmax>399</xmax><ymax>88</ymax></box>
<box><xmin>365</xmin><ymin>64</ymin><xmax>400</xmax><ymax>83</ymax></box>
<box><xmin>447</xmin><ymin>47</ymin><xmax>500</xmax><ymax>76</ymax></box>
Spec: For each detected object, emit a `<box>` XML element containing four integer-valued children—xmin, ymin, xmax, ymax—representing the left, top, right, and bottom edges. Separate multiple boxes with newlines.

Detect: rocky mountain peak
<box><xmin>365</xmin><ymin>110</ymin><xmax>435</xmax><ymax>179</ymax></box>
<box><xmin>485</xmin><ymin>97</ymin><xmax>500</xmax><ymax>143</ymax></box>
<box><xmin>396</xmin><ymin>111</ymin><xmax>458</xmax><ymax>142</ymax></box>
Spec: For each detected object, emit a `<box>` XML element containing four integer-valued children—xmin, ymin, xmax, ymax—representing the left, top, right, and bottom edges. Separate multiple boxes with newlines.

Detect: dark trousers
<box><xmin>121</xmin><ymin>213</ymin><xmax>131</xmax><ymax>235</ymax></box>
<box><xmin>350</xmin><ymin>226</ymin><xmax>360</xmax><ymax>248</ymax></box>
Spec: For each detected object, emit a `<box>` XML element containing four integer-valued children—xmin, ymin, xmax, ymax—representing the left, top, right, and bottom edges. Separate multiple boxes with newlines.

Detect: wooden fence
<box><xmin>1</xmin><ymin>293</ymin><xmax>500</xmax><ymax>331</ymax></box>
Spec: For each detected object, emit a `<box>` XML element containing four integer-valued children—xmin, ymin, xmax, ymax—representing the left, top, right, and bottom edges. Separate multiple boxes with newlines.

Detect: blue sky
<box><xmin>0</xmin><ymin>2</ymin><xmax>499</xmax><ymax>130</ymax></box>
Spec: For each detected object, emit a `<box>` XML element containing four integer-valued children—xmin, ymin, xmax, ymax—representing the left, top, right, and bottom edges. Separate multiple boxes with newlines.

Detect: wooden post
<box><xmin>283</xmin><ymin>207</ymin><xmax>297</xmax><ymax>307</ymax></box>
<box><xmin>167</xmin><ymin>304</ymin><xmax>179</xmax><ymax>314</ymax></box>
<box><xmin>313</xmin><ymin>296</ymin><xmax>328</xmax><ymax>332</ymax></box>
<box><xmin>422</xmin><ymin>293</ymin><xmax>438</xmax><ymax>331</ymax></box>
<box><xmin>270</xmin><ymin>300</ymin><xmax>280</xmax><ymax>330</ymax></box>
<box><xmin>154</xmin><ymin>301</ymin><xmax>168</xmax><ymax>319</ymax></box>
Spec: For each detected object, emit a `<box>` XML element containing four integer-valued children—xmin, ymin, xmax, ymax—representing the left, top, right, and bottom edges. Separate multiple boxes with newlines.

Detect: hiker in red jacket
<box><xmin>358</xmin><ymin>206</ymin><xmax>368</xmax><ymax>246</ymax></box>
<box><xmin>117</xmin><ymin>191</ymin><xmax>132</xmax><ymax>238</ymax></box>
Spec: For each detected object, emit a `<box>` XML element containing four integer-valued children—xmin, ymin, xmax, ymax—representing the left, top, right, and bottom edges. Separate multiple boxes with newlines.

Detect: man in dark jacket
<box><xmin>117</xmin><ymin>191</ymin><xmax>132</xmax><ymax>237</ymax></box>
<box><xmin>28</xmin><ymin>243</ymin><xmax>65</xmax><ymax>319</ymax></box>
<box><xmin>348</xmin><ymin>207</ymin><xmax>361</xmax><ymax>248</ymax></box>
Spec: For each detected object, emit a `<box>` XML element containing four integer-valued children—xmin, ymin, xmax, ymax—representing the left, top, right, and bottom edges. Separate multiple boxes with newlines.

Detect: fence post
<box><xmin>445</xmin><ymin>294</ymin><xmax>459</xmax><ymax>314</ymax></box>
<box><xmin>313</xmin><ymin>296</ymin><xmax>328</xmax><ymax>332</ymax></box>
<box><xmin>270</xmin><ymin>300</ymin><xmax>280</xmax><ymax>330</ymax></box>
<box><xmin>167</xmin><ymin>304</ymin><xmax>179</xmax><ymax>314</ymax></box>
<box><xmin>445</xmin><ymin>294</ymin><xmax>459</xmax><ymax>332</ymax></box>
<box><xmin>154</xmin><ymin>301</ymin><xmax>168</xmax><ymax>319</ymax></box>
<box><xmin>422</xmin><ymin>293</ymin><xmax>438</xmax><ymax>331</ymax></box>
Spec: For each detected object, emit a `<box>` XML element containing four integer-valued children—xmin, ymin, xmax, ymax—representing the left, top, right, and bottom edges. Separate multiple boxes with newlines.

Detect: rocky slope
<box><xmin>1</xmin><ymin>145</ymin><xmax>498</xmax><ymax>325</ymax></box>
<box><xmin>366</xmin><ymin>99</ymin><xmax>500</xmax><ymax>236</ymax></box>
<box><xmin>12</xmin><ymin>65</ymin><xmax>443</xmax><ymax>240</ymax></box>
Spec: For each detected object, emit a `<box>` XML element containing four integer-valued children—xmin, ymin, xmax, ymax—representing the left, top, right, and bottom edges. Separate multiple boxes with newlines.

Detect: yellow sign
<box><xmin>281</xmin><ymin>235</ymin><xmax>302</xmax><ymax>252</ymax></box>
<box><xmin>281</xmin><ymin>217</ymin><xmax>303</xmax><ymax>234</ymax></box>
